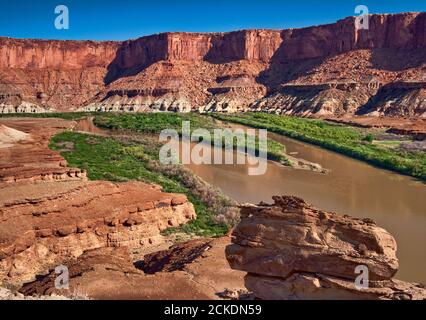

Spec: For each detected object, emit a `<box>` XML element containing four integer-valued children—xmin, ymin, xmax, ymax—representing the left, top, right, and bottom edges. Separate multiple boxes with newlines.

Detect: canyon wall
<box><xmin>0</xmin><ymin>12</ymin><xmax>425</xmax><ymax>116</ymax></box>
<box><xmin>0</xmin><ymin>38</ymin><xmax>119</xmax><ymax>69</ymax></box>
<box><xmin>0</xmin><ymin>38</ymin><xmax>120</xmax><ymax>112</ymax></box>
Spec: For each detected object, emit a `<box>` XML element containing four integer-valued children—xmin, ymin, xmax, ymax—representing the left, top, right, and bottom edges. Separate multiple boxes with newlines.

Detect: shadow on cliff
<box><xmin>105</xmin><ymin>60</ymin><xmax>149</xmax><ymax>85</ymax></box>
<box><xmin>203</xmin><ymin>52</ymin><xmax>243</xmax><ymax>64</ymax></box>
<box><xmin>254</xmin><ymin>31</ymin><xmax>331</xmax><ymax>92</ymax></box>
<box><xmin>355</xmin><ymin>82</ymin><xmax>393</xmax><ymax>115</ymax></box>
<box><xmin>104</xmin><ymin>49</ymin><xmax>154</xmax><ymax>85</ymax></box>
<box><xmin>370</xmin><ymin>48</ymin><xmax>426</xmax><ymax>72</ymax></box>
<box><xmin>258</xmin><ymin>46</ymin><xmax>426</xmax><ymax>91</ymax></box>
<box><xmin>355</xmin><ymin>81</ymin><xmax>425</xmax><ymax>116</ymax></box>
<box><xmin>203</xmin><ymin>33</ymin><xmax>248</xmax><ymax>64</ymax></box>
<box><xmin>104</xmin><ymin>35</ymin><xmax>169</xmax><ymax>85</ymax></box>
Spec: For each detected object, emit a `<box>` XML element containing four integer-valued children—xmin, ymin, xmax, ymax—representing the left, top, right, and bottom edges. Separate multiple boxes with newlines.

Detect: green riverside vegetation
<box><xmin>5</xmin><ymin>111</ymin><xmax>425</xmax><ymax>236</ymax></box>
<box><xmin>3</xmin><ymin>111</ymin><xmax>424</xmax><ymax>180</ymax></box>
<box><xmin>50</xmin><ymin>131</ymin><xmax>234</xmax><ymax>237</ymax></box>
<box><xmin>0</xmin><ymin>112</ymin><xmax>92</xmax><ymax>120</ymax></box>
<box><xmin>93</xmin><ymin>112</ymin><xmax>290</xmax><ymax>165</ymax></box>
<box><xmin>212</xmin><ymin>113</ymin><xmax>426</xmax><ymax>181</ymax></box>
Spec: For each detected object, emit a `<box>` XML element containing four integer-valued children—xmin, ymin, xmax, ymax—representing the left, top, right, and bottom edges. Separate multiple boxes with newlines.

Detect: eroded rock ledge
<box><xmin>0</xmin><ymin>180</ymin><xmax>195</xmax><ymax>286</ymax></box>
<box><xmin>0</xmin><ymin>118</ymin><xmax>196</xmax><ymax>288</ymax></box>
<box><xmin>226</xmin><ymin>196</ymin><xmax>426</xmax><ymax>300</ymax></box>
<box><xmin>0</xmin><ymin>118</ymin><xmax>86</xmax><ymax>183</ymax></box>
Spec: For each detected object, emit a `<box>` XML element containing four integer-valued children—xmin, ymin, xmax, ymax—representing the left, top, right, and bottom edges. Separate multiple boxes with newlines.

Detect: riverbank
<box><xmin>212</xmin><ymin>113</ymin><xmax>426</xmax><ymax>181</ymax></box>
<box><xmin>93</xmin><ymin>113</ymin><xmax>291</xmax><ymax>165</ymax></box>
<box><xmin>50</xmin><ymin>131</ymin><xmax>235</xmax><ymax>237</ymax></box>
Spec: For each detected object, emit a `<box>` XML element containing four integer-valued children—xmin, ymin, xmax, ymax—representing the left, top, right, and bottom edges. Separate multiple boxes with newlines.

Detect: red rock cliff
<box><xmin>0</xmin><ymin>12</ymin><xmax>424</xmax><ymax>116</ymax></box>
<box><xmin>0</xmin><ymin>38</ymin><xmax>120</xmax><ymax>69</ymax></box>
<box><xmin>112</xmin><ymin>12</ymin><xmax>425</xmax><ymax>66</ymax></box>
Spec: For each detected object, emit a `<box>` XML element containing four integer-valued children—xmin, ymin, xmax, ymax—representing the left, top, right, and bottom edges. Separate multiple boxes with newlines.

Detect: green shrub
<box><xmin>362</xmin><ymin>134</ymin><xmax>374</xmax><ymax>143</ymax></box>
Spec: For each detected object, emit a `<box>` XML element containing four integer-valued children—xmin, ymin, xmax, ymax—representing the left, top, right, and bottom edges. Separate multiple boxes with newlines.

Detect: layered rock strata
<box><xmin>0</xmin><ymin>180</ymin><xmax>195</xmax><ymax>286</ymax></box>
<box><xmin>0</xmin><ymin>118</ymin><xmax>86</xmax><ymax>183</ymax></box>
<box><xmin>226</xmin><ymin>196</ymin><xmax>426</xmax><ymax>300</ymax></box>
<box><xmin>0</xmin><ymin>118</ymin><xmax>196</xmax><ymax>287</ymax></box>
<box><xmin>0</xmin><ymin>12</ymin><xmax>425</xmax><ymax>117</ymax></box>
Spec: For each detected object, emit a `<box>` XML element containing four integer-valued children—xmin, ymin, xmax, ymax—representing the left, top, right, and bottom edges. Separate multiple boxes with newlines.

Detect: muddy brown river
<box><xmin>75</xmin><ymin>118</ymin><xmax>426</xmax><ymax>283</ymax></box>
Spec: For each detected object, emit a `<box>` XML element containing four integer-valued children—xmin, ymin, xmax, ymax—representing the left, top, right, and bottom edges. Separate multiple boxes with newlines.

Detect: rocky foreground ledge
<box><xmin>0</xmin><ymin>118</ymin><xmax>196</xmax><ymax>288</ymax></box>
<box><xmin>18</xmin><ymin>237</ymin><xmax>246</xmax><ymax>300</ymax></box>
<box><xmin>226</xmin><ymin>196</ymin><xmax>426</xmax><ymax>300</ymax></box>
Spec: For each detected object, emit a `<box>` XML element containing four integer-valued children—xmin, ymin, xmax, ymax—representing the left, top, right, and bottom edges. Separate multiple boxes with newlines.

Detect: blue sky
<box><xmin>0</xmin><ymin>0</ymin><xmax>425</xmax><ymax>40</ymax></box>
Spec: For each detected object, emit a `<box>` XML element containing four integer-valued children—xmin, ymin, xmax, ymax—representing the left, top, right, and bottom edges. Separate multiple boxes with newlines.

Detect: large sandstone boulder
<box><xmin>226</xmin><ymin>196</ymin><xmax>426</xmax><ymax>300</ymax></box>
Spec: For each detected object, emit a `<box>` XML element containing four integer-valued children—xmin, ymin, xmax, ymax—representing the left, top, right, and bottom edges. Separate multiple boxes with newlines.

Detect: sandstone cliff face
<box><xmin>0</xmin><ymin>38</ymin><xmax>119</xmax><ymax>69</ymax></box>
<box><xmin>0</xmin><ymin>38</ymin><xmax>119</xmax><ymax>112</ymax></box>
<box><xmin>226</xmin><ymin>196</ymin><xmax>426</xmax><ymax>300</ymax></box>
<box><xmin>274</xmin><ymin>13</ymin><xmax>426</xmax><ymax>61</ymax></box>
<box><xmin>0</xmin><ymin>12</ymin><xmax>425</xmax><ymax>117</ymax></box>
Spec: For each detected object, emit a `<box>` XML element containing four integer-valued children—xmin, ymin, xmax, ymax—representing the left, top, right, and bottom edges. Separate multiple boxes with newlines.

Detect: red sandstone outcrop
<box><xmin>0</xmin><ymin>118</ymin><xmax>86</xmax><ymax>183</ymax></box>
<box><xmin>0</xmin><ymin>118</ymin><xmax>196</xmax><ymax>287</ymax></box>
<box><xmin>226</xmin><ymin>196</ymin><xmax>426</xmax><ymax>300</ymax></box>
<box><xmin>0</xmin><ymin>179</ymin><xmax>195</xmax><ymax>286</ymax></box>
<box><xmin>0</xmin><ymin>13</ymin><xmax>425</xmax><ymax>117</ymax></box>
<box><xmin>19</xmin><ymin>237</ymin><xmax>246</xmax><ymax>300</ymax></box>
